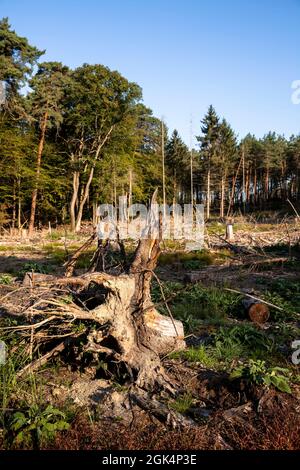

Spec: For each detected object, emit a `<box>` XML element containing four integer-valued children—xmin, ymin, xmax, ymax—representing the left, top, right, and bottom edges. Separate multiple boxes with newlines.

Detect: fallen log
<box><xmin>23</xmin><ymin>272</ymin><xmax>58</xmax><ymax>287</ymax></box>
<box><xmin>242</xmin><ymin>298</ymin><xmax>270</xmax><ymax>324</ymax></box>
<box><xmin>64</xmin><ymin>232</ymin><xmax>97</xmax><ymax>277</ymax></box>
<box><xmin>130</xmin><ymin>392</ymin><xmax>196</xmax><ymax>428</ymax></box>
<box><xmin>184</xmin><ymin>256</ymin><xmax>290</xmax><ymax>284</ymax></box>
<box><xmin>16</xmin><ymin>341</ymin><xmax>66</xmax><ymax>377</ymax></box>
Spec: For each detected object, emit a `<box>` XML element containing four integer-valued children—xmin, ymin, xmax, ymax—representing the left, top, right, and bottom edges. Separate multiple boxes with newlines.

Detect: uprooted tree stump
<box><xmin>18</xmin><ymin>193</ymin><xmax>185</xmax><ymax>395</ymax></box>
<box><xmin>59</xmin><ymin>242</ymin><xmax>185</xmax><ymax>392</ymax></box>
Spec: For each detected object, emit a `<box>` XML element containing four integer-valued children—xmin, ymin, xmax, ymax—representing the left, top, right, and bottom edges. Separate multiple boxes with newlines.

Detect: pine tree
<box><xmin>196</xmin><ymin>105</ymin><xmax>220</xmax><ymax>219</ymax></box>
<box><xmin>217</xmin><ymin>119</ymin><xmax>237</xmax><ymax>217</ymax></box>
<box><xmin>165</xmin><ymin>129</ymin><xmax>190</xmax><ymax>203</ymax></box>
<box><xmin>27</xmin><ymin>62</ymin><xmax>70</xmax><ymax>234</ymax></box>
<box><xmin>0</xmin><ymin>17</ymin><xmax>43</xmax><ymax>108</ymax></box>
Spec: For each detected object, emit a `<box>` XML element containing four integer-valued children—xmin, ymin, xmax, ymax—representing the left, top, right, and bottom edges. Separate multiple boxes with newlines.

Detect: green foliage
<box><xmin>230</xmin><ymin>360</ymin><xmax>292</xmax><ymax>394</ymax></box>
<box><xmin>17</xmin><ymin>262</ymin><xmax>50</xmax><ymax>277</ymax></box>
<box><xmin>0</xmin><ymin>19</ymin><xmax>300</xmax><ymax>230</ymax></box>
<box><xmin>158</xmin><ymin>250</ymin><xmax>214</xmax><ymax>268</ymax></box>
<box><xmin>75</xmin><ymin>252</ymin><xmax>93</xmax><ymax>269</ymax></box>
<box><xmin>27</xmin><ymin>62</ymin><xmax>70</xmax><ymax>129</ymax></box>
<box><xmin>264</xmin><ymin>279</ymin><xmax>300</xmax><ymax>318</ymax></box>
<box><xmin>151</xmin><ymin>281</ymin><xmax>242</xmax><ymax>332</ymax></box>
<box><xmin>172</xmin><ymin>284</ymin><xmax>240</xmax><ymax>325</ymax></box>
<box><xmin>215</xmin><ymin>325</ymin><xmax>275</xmax><ymax>354</ymax></box>
<box><xmin>0</xmin><ymin>273</ymin><xmax>13</xmax><ymax>284</ymax></box>
<box><xmin>9</xmin><ymin>404</ymin><xmax>69</xmax><ymax>448</ymax></box>
<box><xmin>0</xmin><ymin>17</ymin><xmax>43</xmax><ymax>95</ymax></box>
<box><xmin>151</xmin><ymin>280</ymin><xmax>182</xmax><ymax>303</ymax></box>
<box><xmin>46</xmin><ymin>231</ymin><xmax>76</xmax><ymax>240</ymax></box>
<box><xmin>165</xmin><ymin>129</ymin><xmax>190</xmax><ymax>198</ymax></box>
<box><xmin>169</xmin><ymin>393</ymin><xmax>193</xmax><ymax>414</ymax></box>
<box><xmin>0</xmin><ymin>328</ymin><xmax>31</xmax><ymax>426</ymax></box>
<box><xmin>175</xmin><ymin>345</ymin><xmax>218</xmax><ymax>368</ymax></box>
<box><xmin>174</xmin><ymin>323</ymin><xmax>281</xmax><ymax>371</ymax></box>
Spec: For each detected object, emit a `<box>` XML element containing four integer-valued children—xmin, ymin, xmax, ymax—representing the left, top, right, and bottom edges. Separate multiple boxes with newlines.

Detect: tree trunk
<box><xmin>245</xmin><ymin>167</ymin><xmax>250</xmax><ymax>204</ymax></box>
<box><xmin>61</xmin><ymin>193</ymin><xmax>185</xmax><ymax>391</ymax></box>
<box><xmin>227</xmin><ymin>154</ymin><xmax>242</xmax><ymax>217</ymax></box>
<box><xmin>220</xmin><ymin>174</ymin><xmax>225</xmax><ymax>218</ymax></box>
<box><xmin>12</xmin><ymin>180</ymin><xmax>16</xmax><ymax>231</ymax></box>
<box><xmin>253</xmin><ymin>167</ymin><xmax>257</xmax><ymax>205</ymax></box>
<box><xmin>28</xmin><ymin>110</ymin><xmax>48</xmax><ymax>236</ymax></box>
<box><xmin>264</xmin><ymin>168</ymin><xmax>269</xmax><ymax>201</ymax></box>
<box><xmin>73</xmin><ymin>126</ymin><xmax>114</xmax><ymax>233</ymax></box>
<box><xmin>75</xmin><ymin>166</ymin><xmax>95</xmax><ymax>232</ymax></box>
<box><xmin>17</xmin><ymin>175</ymin><xmax>21</xmax><ymax>231</ymax></box>
<box><xmin>206</xmin><ymin>167</ymin><xmax>210</xmax><ymax>219</ymax></box>
<box><xmin>70</xmin><ymin>170</ymin><xmax>80</xmax><ymax>232</ymax></box>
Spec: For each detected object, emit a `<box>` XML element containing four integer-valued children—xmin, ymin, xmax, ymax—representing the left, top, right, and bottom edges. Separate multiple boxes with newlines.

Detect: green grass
<box><xmin>169</xmin><ymin>393</ymin><xmax>193</xmax><ymax>414</ymax></box>
<box><xmin>152</xmin><ymin>276</ymin><xmax>299</xmax><ymax>374</ymax></box>
<box><xmin>174</xmin><ymin>319</ymin><xmax>297</xmax><ymax>373</ymax></box>
<box><xmin>43</xmin><ymin>242</ymin><xmax>65</xmax><ymax>250</ymax></box>
<box><xmin>255</xmin><ymin>277</ymin><xmax>300</xmax><ymax>320</ymax></box>
<box><xmin>46</xmin><ymin>230</ymin><xmax>77</xmax><ymax>241</ymax></box>
<box><xmin>158</xmin><ymin>250</ymin><xmax>217</xmax><ymax>268</ymax></box>
<box><xmin>0</xmin><ymin>245</ymin><xmax>36</xmax><ymax>253</ymax></box>
<box><xmin>230</xmin><ymin>359</ymin><xmax>292</xmax><ymax>393</ymax></box>
<box><xmin>174</xmin><ymin>345</ymin><xmax>219</xmax><ymax>369</ymax></box>
<box><xmin>151</xmin><ymin>281</ymin><xmax>243</xmax><ymax>332</ymax></box>
<box><xmin>0</xmin><ymin>274</ymin><xmax>14</xmax><ymax>285</ymax></box>
<box><xmin>17</xmin><ymin>262</ymin><xmax>52</xmax><ymax>278</ymax></box>
<box><xmin>0</xmin><ymin>315</ymin><xmax>71</xmax><ymax>449</ymax></box>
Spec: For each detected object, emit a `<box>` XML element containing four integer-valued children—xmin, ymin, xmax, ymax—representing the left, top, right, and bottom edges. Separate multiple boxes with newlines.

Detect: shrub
<box><xmin>230</xmin><ymin>359</ymin><xmax>292</xmax><ymax>393</ymax></box>
<box><xmin>9</xmin><ymin>405</ymin><xmax>69</xmax><ymax>449</ymax></box>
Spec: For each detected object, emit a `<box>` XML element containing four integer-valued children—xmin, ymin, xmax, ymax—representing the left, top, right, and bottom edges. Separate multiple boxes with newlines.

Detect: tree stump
<box><xmin>57</xmin><ymin>192</ymin><xmax>186</xmax><ymax>392</ymax></box>
<box><xmin>226</xmin><ymin>223</ymin><xmax>234</xmax><ymax>241</ymax></box>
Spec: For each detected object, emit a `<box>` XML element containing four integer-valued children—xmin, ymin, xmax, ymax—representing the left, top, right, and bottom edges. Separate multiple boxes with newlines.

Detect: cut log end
<box><xmin>248</xmin><ymin>302</ymin><xmax>270</xmax><ymax>324</ymax></box>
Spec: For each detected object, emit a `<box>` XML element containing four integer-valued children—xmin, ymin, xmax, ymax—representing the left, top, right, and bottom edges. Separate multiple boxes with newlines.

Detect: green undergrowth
<box><xmin>152</xmin><ymin>281</ymin><xmax>242</xmax><ymax>330</ymax></box>
<box><xmin>256</xmin><ymin>277</ymin><xmax>300</xmax><ymax>319</ymax></box>
<box><xmin>158</xmin><ymin>249</ymin><xmax>231</xmax><ymax>269</ymax></box>
<box><xmin>154</xmin><ymin>279</ymin><xmax>300</xmax><ymax>382</ymax></box>
<box><xmin>0</xmin><ymin>316</ymin><xmax>71</xmax><ymax>449</ymax></box>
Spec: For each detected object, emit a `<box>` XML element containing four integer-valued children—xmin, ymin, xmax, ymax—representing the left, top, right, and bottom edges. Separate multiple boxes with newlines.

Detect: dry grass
<box><xmin>41</xmin><ymin>402</ymin><xmax>300</xmax><ymax>450</ymax></box>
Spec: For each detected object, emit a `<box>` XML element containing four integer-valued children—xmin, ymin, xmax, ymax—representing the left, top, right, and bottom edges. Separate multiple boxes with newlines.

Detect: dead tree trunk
<box><xmin>44</xmin><ymin>192</ymin><xmax>185</xmax><ymax>392</ymax></box>
<box><xmin>59</xmin><ymin>245</ymin><xmax>185</xmax><ymax>392</ymax></box>
<box><xmin>29</xmin><ymin>109</ymin><xmax>48</xmax><ymax>236</ymax></box>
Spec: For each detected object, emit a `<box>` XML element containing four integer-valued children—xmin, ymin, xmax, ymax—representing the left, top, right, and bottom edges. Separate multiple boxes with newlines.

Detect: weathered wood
<box><xmin>130</xmin><ymin>392</ymin><xmax>196</xmax><ymax>428</ymax></box>
<box><xmin>23</xmin><ymin>272</ymin><xmax>58</xmax><ymax>287</ymax></box>
<box><xmin>64</xmin><ymin>232</ymin><xmax>97</xmax><ymax>277</ymax></box>
<box><xmin>242</xmin><ymin>298</ymin><xmax>270</xmax><ymax>324</ymax></box>
<box><xmin>66</xmin><ymin>192</ymin><xmax>184</xmax><ymax>390</ymax></box>
<box><xmin>226</xmin><ymin>223</ymin><xmax>234</xmax><ymax>241</ymax></box>
<box><xmin>17</xmin><ymin>192</ymin><xmax>185</xmax><ymax>393</ymax></box>
<box><xmin>16</xmin><ymin>341</ymin><xmax>66</xmax><ymax>377</ymax></box>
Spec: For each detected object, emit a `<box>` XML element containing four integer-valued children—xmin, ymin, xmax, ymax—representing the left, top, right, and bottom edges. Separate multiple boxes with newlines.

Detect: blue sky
<box><xmin>1</xmin><ymin>0</ymin><xmax>300</xmax><ymax>144</ymax></box>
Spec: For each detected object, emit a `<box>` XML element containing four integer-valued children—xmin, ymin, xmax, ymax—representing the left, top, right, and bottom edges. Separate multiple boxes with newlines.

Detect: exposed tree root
<box><xmin>3</xmin><ymin>192</ymin><xmax>186</xmax><ymax>400</ymax></box>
